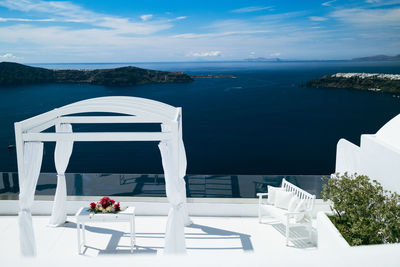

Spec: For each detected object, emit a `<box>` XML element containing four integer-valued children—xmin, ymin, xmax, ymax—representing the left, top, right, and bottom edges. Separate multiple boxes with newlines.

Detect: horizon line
<box><xmin>10</xmin><ymin>59</ymin><xmax>355</xmax><ymax>65</ymax></box>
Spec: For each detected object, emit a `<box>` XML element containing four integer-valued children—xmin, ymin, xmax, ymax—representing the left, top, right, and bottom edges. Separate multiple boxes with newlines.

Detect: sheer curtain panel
<box><xmin>18</xmin><ymin>142</ymin><xmax>44</xmax><ymax>257</ymax></box>
<box><xmin>49</xmin><ymin>123</ymin><xmax>74</xmax><ymax>227</ymax></box>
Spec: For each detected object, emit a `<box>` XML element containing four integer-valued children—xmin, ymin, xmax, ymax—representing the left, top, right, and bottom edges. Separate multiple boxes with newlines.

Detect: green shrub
<box><xmin>321</xmin><ymin>173</ymin><xmax>400</xmax><ymax>246</ymax></box>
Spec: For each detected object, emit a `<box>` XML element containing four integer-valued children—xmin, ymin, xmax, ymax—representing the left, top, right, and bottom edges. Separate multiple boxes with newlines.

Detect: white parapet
<box><xmin>317</xmin><ymin>211</ymin><xmax>350</xmax><ymax>249</ymax></box>
<box><xmin>0</xmin><ymin>197</ymin><xmax>330</xmax><ymax>217</ymax></box>
<box><xmin>335</xmin><ymin>139</ymin><xmax>361</xmax><ymax>174</ymax></box>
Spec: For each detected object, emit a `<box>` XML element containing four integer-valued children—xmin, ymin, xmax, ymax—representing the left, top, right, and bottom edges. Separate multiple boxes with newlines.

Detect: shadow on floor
<box><xmin>63</xmin><ymin>221</ymin><xmax>157</xmax><ymax>255</ymax></box>
<box><xmin>270</xmin><ymin>223</ymin><xmax>316</xmax><ymax>249</ymax></box>
<box><xmin>187</xmin><ymin>223</ymin><xmax>253</xmax><ymax>251</ymax></box>
<box><xmin>63</xmin><ymin>221</ymin><xmax>254</xmax><ymax>255</ymax></box>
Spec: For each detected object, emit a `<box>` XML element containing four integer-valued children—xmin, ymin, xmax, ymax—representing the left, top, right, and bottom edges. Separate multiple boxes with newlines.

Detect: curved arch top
<box><xmin>58</xmin><ymin>96</ymin><xmax>179</xmax><ymax>121</ymax></box>
<box><xmin>17</xmin><ymin>96</ymin><xmax>181</xmax><ymax>131</ymax></box>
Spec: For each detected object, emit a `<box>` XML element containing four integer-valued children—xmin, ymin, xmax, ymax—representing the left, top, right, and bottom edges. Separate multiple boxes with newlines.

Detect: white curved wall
<box><xmin>360</xmin><ymin>134</ymin><xmax>400</xmax><ymax>193</ymax></box>
<box><xmin>335</xmin><ymin>139</ymin><xmax>361</xmax><ymax>174</ymax></box>
<box><xmin>335</xmin><ymin>114</ymin><xmax>400</xmax><ymax>193</ymax></box>
<box><xmin>376</xmin><ymin>114</ymin><xmax>400</xmax><ymax>151</ymax></box>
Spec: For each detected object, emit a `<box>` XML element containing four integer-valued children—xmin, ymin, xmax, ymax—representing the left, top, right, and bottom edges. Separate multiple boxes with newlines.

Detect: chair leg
<box><xmin>82</xmin><ymin>223</ymin><xmax>86</xmax><ymax>246</ymax></box>
<box><xmin>308</xmin><ymin>225</ymin><xmax>313</xmax><ymax>243</ymax></box>
<box><xmin>286</xmin><ymin>225</ymin><xmax>290</xmax><ymax>246</ymax></box>
<box><xmin>76</xmin><ymin>221</ymin><xmax>81</xmax><ymax>255</ymax></box>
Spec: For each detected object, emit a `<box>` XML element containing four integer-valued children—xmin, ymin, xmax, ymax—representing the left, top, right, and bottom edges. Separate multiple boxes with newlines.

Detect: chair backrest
<box><xmin>281</xmin><ymin>178</ymin><xmax>316</xmax><ymax>211</ymax></box>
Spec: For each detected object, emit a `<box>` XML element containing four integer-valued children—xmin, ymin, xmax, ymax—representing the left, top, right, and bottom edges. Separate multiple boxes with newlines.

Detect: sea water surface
<box><xmin>1</xmin><ymin>61</ymin><xmax>399</xmax><ymax>175</ymax></box>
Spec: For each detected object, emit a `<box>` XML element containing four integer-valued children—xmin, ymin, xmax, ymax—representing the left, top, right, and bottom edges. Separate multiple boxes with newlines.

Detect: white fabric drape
<box><xmin>159</xmin><ymin>140</ymin><xmax>186</xmax><ymax>254</ymax></box>
<box><xmin>18</xmin><ymin>141</ymin><xmax>44</xmax><ymax>257</ymax></box>
<box><xmin>159</xmin><ymin>121</ymin><xmax>191</xmax><ymax>254</ymax></box>
<box><xmin>49</xmin><ymin>123</ymin><xmax>74</xmax><ymax>227</ymax></box>
<box><xmin>177</xmin><ymin>119</ymin><xmax>192</xmax><ymax>226</ymax></box>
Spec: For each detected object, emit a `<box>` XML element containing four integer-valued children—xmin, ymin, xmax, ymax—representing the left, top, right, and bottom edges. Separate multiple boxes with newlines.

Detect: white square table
<box><xmin>75</xmin><ymin>206</ymin><xmax>136</xmax><ymax>254</ymax></box>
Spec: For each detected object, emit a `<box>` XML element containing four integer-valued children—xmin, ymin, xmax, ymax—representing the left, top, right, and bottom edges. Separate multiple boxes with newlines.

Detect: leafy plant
<box><xmin>321</xmin><ymin>173</ymin><xmax>400</xmax><ymax>246</ymax></box>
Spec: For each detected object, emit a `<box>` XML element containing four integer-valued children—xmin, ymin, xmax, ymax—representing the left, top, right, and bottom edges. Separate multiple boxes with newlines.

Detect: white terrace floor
<box><xmin>0</xmin><ymin>215</ymin><xmax>316</xmax><ymax>257</ymax></box>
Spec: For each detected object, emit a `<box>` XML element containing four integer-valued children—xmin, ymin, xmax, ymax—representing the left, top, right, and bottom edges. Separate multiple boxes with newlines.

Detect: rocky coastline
<box><xmin>0</xmin><ymin>62</ymin><xmax>193</xmax><ymax>86</ymax></box>
<box><xmin>306</xmin><ymin>73</ymin><xmax>400</xmax><ymax>95</ymax></box>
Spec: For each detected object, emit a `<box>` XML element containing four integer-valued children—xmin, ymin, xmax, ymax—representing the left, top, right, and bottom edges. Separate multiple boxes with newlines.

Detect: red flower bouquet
<box><xmin>88</xmin><ymin>197</ymin><xmax>121</xmax><ymax>213</ymax></box>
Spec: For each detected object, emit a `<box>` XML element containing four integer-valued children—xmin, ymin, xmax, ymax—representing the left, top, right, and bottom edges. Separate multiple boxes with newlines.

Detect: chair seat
<box><xmin>260</xmin><ymin>204</ymin><xmax>310</xmax><ymax>225</ymax></box>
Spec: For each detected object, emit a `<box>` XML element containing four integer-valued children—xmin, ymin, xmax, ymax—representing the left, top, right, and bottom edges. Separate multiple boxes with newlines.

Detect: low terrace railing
<box><xmin>0</xmin><ymin>173</ymin><xmax>327</xmax><ymax>200</ymax></box>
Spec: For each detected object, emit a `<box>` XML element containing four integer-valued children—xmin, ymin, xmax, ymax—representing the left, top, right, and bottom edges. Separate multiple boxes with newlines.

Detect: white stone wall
<box><xmin>317</xmin><ymin>212</ymin><xmax>350</xmax><ymax>249</ymax></box>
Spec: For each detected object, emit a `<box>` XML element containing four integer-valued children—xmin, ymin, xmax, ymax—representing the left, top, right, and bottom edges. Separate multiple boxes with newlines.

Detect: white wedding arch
<box><xmin>14</xmin><ymin>96</ymin><xmax>192</xmax><ymax>257</ymax></box>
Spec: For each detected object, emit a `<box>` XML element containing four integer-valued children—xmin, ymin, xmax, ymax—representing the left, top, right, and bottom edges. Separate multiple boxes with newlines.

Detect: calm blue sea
<box><xmin>1</xmin><ymin>61</ymin><xmax>399</xmax><ymax>175</ymax></box>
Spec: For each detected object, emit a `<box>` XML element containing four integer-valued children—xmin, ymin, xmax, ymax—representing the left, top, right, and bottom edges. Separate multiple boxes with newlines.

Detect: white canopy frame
<box><xmin>14</xmin><ymin>96</ymin><xmax>191</xmax><ymax>257</ymax></box>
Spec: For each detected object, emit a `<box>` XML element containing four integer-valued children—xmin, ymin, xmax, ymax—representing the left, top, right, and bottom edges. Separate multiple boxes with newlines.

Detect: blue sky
<box><xmin>0</xmin><ymin>0</ymin><xmax>399</xmax><ymax>62</ymax></box>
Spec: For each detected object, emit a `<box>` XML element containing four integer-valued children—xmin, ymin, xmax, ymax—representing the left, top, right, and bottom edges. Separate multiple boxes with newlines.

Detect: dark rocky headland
<box><xmin>352</xmin><ymin>54</ymin><xmax>400</xmax><ymax>62</ymax></box>
<box><xmin>0</xmin><ymin>62</ymin><xmax>193</xmax><ymax>86</ymax></box>
<box><xmin>306</xmin><ymin>73</ymin><xmax>400</xmax><ymax>95</ymax></box>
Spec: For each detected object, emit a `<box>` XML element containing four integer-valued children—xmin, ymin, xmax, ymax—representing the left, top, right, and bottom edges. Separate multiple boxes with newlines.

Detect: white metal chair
<box><xmin>257</xmin><ymin>178</ymin><xmax>316</xmax><ymax>245</ymax></box>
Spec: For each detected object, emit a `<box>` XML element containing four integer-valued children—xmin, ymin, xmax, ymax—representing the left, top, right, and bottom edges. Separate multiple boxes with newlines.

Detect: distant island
<box><xmin>0</xmin><ymin>62</ymin><xmax>193</xmax><ymax>86</ymax></box>
<box><xmin>244</xmin><ymin>57</ymin><xmax>281</xmax><ymax>62</ymax></box>
<box><xmin>306</xmin><ymin>73</ymin><xmax>400</xmax><ymax>94</ymax></box>
<box><xmin>191</xmin><ymin>75</ymin><xmax>236</xmax><ymax>78</ymax></box>
<box><xmin>242</xmin><ymin>54</ymin><xmax>400</xmax><ymax>62</ymax></box>
<box><xmin>352</xmin><ymin>54</ymin><xmax>400</xmax><ymax>62</ymax></box>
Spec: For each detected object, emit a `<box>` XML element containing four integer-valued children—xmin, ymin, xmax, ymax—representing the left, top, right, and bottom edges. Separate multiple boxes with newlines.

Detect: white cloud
<box><xmin>168</xmin><ymin>16</ymin><xmax>187</xmax><ymax>22</ymax></box>
<box><xmin>173</xmin><ymin>30</ymin><xmax>270</xmax><ymax>39</ymax></box>
<box><xmin>140</xmin><ymin>14</ymin><xmax>153</xmax><ymax>21</ymax></box>
<box><xmin>0</xmin><ymin>0</ymin><xmax>170</xmax><ymax>35</ymax></box>
<box><xmin>231</xmin><ymin>6</ymin><xmax>272</xmax><ymax>13</ymax></box>
<box><xmin>0</xmin><ymin>17</ymin><xmax>55</xmax><ymax>22</ymax></box>
<box><xmin>247</xmin><ymin>51</ymin><xmax>256</xmax><ymax>58</ymax></box>
<box><xmin>0</xmin><ymin>0</ymin><xmax>96</xmax><ymax>22</ymax></box>
<box><xmin>309</xmin><ymin>16</ymin><xmax>328</xmax><ymax>21</ymax></box>
<box><xmin>98</xmin><ymin>17</ymin><xmax>170</xmax><ymax>35</ymax></box>
<box><xmin>0</xmin><ymin>0</ymin><xmax>398</xmax><ymax>62</ymax></box>
<box><xmin>0</xmin><ymin>53</ymin><xmax>19</xmax><ymax>60</ymax></box>
<box><xmin>364</xmin><ymin>0</ymin><xmax>400</xmax><ymax>7</ymax></box>
<box><xmin>187</xmin><ymin>51</ymin><xmax>222</xmax><ymax>57</ymax></box>
<box><xmin>330</xmin><ymin>7</ymin><xmax>400</xmax><ymax>27</ymax></box>
<box><xmin>257</xmin><ymin>11</ymin><xmax>308</xmax><ymax>21</ymax></box>
<box><xmin>269</xmin><ymin>52</ymin><xmax>281</xmax><ymax>57</ymax></box>
<box><xmin>322</xmin><ymin>0</ymin><xmax>336</xmax><ymax>6</ymax></box>
<box><xmin>0</xmin><ymin>20</ymin><xmax>397</xmax><ymax>62</ymax></box>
